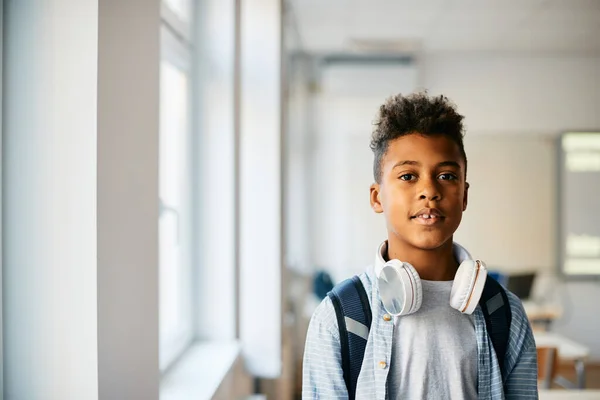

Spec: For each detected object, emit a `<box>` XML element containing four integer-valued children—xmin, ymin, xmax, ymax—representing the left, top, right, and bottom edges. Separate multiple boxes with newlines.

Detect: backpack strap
<box><xmin>328</xmin><ymin>275</ymin><xmax>372</xmax><ymax>400</ymax></box>
<box><xmin>479</xmin><ymin>277</ymin><xmax>513</xmax><ymax>382</ymax></box>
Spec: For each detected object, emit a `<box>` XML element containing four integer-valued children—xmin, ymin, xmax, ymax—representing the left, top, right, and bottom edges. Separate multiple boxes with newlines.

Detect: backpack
<box><xmin>327</xmin><ymin>275</ymin><xmax>512</xmax><ymax>400</ymax></box>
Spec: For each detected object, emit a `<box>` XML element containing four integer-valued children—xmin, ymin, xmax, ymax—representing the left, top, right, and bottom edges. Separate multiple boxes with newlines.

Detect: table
<box><xmin>539</xmin><ymin>389</ymin><xmax>600</xmax><ymax>399</ymax></box>
<box><xmin>534</xmin><ymin>331</ymin><xmax>591</xmax><ymax>389</ymax></box>
<box><xmin>523</xmin><ymin>301</ymin><xmax>563</xmax><ymax>330</ymax></box>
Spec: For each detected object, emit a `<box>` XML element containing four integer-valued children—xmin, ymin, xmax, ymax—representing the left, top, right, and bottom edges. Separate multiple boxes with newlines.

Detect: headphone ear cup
<box><xmin>450</xmin><ymin>260</ymin><xmax>488</xmax><ymax>314</ymax></box>
<box><xmin>378</xmin><ymin>260</ymin><xmax>423</xmax><ymax>316</ymax></box>
<box><xmin>402</xmin><ymin>262</ymin><xmax>422</xmax><ymax>315</ymax></box>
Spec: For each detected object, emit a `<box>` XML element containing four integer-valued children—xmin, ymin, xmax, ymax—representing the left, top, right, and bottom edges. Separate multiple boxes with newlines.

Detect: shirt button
<box><xmin>379</xmin><ymin>361</ymin><xmax>387</xmax><ymax>369</ymax></box>
<box><xmin>383</xmin><ymin>314</ymin><xmax>392</xmax><ymax>322</ymax></box>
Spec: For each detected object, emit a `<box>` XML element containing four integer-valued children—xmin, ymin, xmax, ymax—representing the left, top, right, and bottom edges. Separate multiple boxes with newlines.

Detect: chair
<box><xmin>537</xmin><ymin>346</ymin><xmax>559</xmax><ymax>389</ymax></box>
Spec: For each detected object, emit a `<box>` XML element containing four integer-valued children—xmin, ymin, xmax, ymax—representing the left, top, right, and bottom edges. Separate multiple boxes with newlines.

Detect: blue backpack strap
<box><xmin>479</xmin><ymin>277</ymin><xmax>512</xmax><ymax>382</ymax></box>
<box><xmin>327</xmin><ymin>275</ymin><xmax>372</xmax><ymax>400</ymax></box>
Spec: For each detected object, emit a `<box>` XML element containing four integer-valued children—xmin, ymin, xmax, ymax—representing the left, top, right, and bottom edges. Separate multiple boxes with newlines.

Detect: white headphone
<box><xmin>376</xmin><ymin>241</ymin><xmax>488</xmax><ymax>316</ymax></box>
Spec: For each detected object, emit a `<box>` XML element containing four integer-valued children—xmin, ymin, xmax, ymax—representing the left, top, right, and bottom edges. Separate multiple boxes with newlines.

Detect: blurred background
<box><xmin>1</xmin><ymin>0</ymin><xmax>600</xmax><ymax>399</ymax></box>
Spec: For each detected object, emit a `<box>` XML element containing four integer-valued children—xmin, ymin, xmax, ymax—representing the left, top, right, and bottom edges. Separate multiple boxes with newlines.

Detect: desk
<box><xmin>534</xmin><ymin>331</ymin><xmax>591</xmax><ymax>389</ymax></box>
<box><xmin>539</xmin><ymin>389</ymin><xmax>600</xmax><ymax>399</ymax></box>
<box><xmin>523</xmin><ymin>301</ymin><xmax>563</xmax><ymax>321</ymax></box>
<box><xmin>523</xmin><ymin>301</ymin><xmax>563</xmax><ymax>329</ymax></box>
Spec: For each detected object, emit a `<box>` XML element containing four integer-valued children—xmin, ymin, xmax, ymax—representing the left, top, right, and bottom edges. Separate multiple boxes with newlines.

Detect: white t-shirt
<box><xmin>387</xmin><ymin>279</ymin><xmax>478</xmax><ymax>400</ymax></box>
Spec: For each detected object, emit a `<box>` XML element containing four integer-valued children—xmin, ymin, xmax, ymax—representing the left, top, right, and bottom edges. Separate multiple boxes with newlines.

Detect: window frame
<box><xmin>159</xmin><ymin>1</ymin><xmax>195</xmax><ymax>372</ymax></box>
<box><xmin>0</xmin><ymin>0</ymin><xmax>4</xmax><ymax>395</ymax></box>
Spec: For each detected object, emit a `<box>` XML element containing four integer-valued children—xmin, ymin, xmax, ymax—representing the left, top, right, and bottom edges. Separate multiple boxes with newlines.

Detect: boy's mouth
<box><xmin>411</xmin><ymin>208</ymin><xmax>445</xmax><ymax>225</ymax></box>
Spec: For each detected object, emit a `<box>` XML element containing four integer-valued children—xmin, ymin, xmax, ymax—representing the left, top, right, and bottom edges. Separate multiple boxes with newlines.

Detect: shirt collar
<box><xmin>373</xmin><ymin>240</ymin><xmax>473</xmax><ymax>278</ymax></box>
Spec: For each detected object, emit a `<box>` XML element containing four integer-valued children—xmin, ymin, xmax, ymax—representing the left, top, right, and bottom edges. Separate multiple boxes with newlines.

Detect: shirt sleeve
<box><xmin>503</xmin><ymin>292</ymin><xmax>539</xmax><ymax>399</ymax></box>
<box><xmin>302</xmin><ymin>296</ymin><xmax>349</xmax><ymax>400</ymax></box>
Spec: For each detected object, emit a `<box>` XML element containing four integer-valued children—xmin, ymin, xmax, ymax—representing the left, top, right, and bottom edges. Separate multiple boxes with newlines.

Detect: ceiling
<box><xmin>287</xmin><ymin>0</ymin><xmax>600</xmax><ymax>55</ymax></box>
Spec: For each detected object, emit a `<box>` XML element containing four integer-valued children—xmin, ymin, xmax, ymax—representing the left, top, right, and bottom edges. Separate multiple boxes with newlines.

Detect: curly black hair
<box><xmin>370</xmin><ymin>92</ymin><xmax>467</xmax><ymax>183</ymax></box>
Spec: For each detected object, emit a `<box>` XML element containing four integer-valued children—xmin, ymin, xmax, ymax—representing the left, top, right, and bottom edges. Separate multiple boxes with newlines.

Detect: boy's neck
<box><xmin>385</xmin><ymin>237</ymin><xmax>459</xmax><ymax>281</ymax></box>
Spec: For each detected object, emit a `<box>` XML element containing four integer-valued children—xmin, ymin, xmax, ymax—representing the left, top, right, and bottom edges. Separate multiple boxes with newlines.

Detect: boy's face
<box><xmin>370</xmin><ymin>133</ymin><xmax>468</xmax><ymax>251</ymax></box>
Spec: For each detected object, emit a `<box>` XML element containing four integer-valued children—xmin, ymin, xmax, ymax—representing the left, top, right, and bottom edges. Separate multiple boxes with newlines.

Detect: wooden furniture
<box><xmin>534</xmin><ymin>331</ymin><xmax>591</xmax><ymax>389</ymax></box>
<box><xmin>537</xmin><ymin>346</ymin><xmax>559</xmax><ymax>389</ymax></box>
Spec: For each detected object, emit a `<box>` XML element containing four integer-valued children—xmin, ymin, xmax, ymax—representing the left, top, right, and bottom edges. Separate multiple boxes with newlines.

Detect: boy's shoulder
<box><xmin>358</xmin><ymin>265</ymin><xmax>376</xmax><ymax>294</ymax></box>
<box><xmin>309</xmin><ymin>266</ymin><xmax>377</xmax><ymax>333</ymax></box>
<box><xmin>498</xmin><ymin>287</ymin><xmax>537</xmax><ymax>373</ymax></box>
<box><xmin>502</xmin><ymin>287</ymin><xmax>532</xmax><ymax>332</ymax></box>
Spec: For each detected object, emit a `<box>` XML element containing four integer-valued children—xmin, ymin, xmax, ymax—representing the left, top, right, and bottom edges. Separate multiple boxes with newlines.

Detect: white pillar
<box><xmin>97</xmin><ymin>0</ymin><xmax>160</xmax><ymax>399</ymax></box>
<box><xmin>194</xmin><ymin>0</ymin><xmax>238</xmax><ymax>341</ymax></box>
<box><xmin>3</xmin><ymin>1</ymin><xmax>99</xmax><ymax>398</ymax></box>
<box><xmin>1</xmin><ymin>1</ymin><xmax>5</xmax><ymax>397</ymax></box>
<box><xmin>239</xmin><ymin>0</ymin><xmax>283</xmax><ymax>378</ymax></box>
<box><xmin>3</xmin><ymin>1</ymin><xmax>160</xmax><ymax>399</ymax></box>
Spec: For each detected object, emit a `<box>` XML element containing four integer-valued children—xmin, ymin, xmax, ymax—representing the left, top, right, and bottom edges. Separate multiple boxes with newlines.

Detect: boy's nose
<box><xmin>419</xmin><ymin>192</ymin><xmax>441</xmax><ymax>201</ymax></box>
<box><xmin>418</xmin><ymin>181</ymin><xmax>441</xmax><ymax>201</ymax></box>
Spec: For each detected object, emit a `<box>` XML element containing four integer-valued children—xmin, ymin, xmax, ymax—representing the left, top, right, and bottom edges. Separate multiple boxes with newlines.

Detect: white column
<box><xmin>1</xmin><ymin>1</ymin><xmax>5</xmax><ymax>397</ymax></box>
<box><xmin>193</xmin><ymin>0</ymin><xmax>237</xmax><ymax>341</ymax></box>
<box><xmin>3</xmin><ymin>1</ymin><xmax>161</xmax><ymax>399</ymax></box>
<box><xmin>239</xmin><ymin>0</ymin><xmax>283</xmax><ymax>378</ymax></box>
<box><xmin>97</xmin><ymin>0</ymin><xmax>160</xmax><ymax>399</ymax></box>
<box><xmin>285</xmin><ymin>57</ymin><xmax>313</xmax><ymax>275</ymax></box>
<box><xmin>3</xmin><ymin>1</ymin><xmax>99</xmax><ymax>398</ymax></box>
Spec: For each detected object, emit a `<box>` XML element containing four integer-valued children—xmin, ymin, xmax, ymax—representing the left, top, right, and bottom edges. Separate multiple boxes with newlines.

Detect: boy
<box><xmin>302</xmin><ymin>93</ymin><xmax>538</xmax><ymax>399</ymax></box>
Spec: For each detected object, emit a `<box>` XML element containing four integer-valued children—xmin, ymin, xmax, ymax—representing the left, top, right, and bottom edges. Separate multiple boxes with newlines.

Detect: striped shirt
<box><xmin>302</xmin><ymin>247</ymin><xmax>538</xmax><ymax>400</ymax></box>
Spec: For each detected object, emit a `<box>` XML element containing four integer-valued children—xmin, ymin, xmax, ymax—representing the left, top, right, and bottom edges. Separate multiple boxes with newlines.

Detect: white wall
<box><xmin>3</xmin><ymin>1</ymin><xmax>99</xmax><ymax>398</ymax></box>
<box><xmin>307</xmin><ymin>55</ymin><xmax>600</xmax><ymax>357</ymax></box>
<box><xmin>421</xmin><ymin>54</ymin><xmax>600</xmax><ymax>135</ymax></box>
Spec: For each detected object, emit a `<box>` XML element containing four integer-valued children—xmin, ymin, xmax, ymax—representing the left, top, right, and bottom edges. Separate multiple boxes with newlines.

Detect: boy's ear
<box><xmin>463</xmin><ymin>182</ymin><xmax>470</xmax><ymax>211</ymax></box>
<box><xmin>370</xmin><ymin>183</ymin><xmax>383</xmax><ymax>213</ymax></box>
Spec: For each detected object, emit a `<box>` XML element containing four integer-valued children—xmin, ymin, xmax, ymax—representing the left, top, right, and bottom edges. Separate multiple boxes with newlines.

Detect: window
<box><xmin>163</xmin><ymin>0</ymin><xmax>192</xmax><ymax>24</ymax></box>
<box><xmin>559</xmin><ymin>132</ymin><xmax>600</xmax><ymax>277</ymax></box>
<box><xmin>159</xmin><ymin>0</ymin><xmax>194</xmax><ymax>371</ymax></box>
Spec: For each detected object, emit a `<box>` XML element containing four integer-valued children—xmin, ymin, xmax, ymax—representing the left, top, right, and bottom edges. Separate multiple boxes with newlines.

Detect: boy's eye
<box><xmin>439</xmin><ymin>173</ymin><xmax>457</xmax><ymax>181</ymax></box>
<box><xmin>399</xmin><ymin>174</ymin><xmax>416</xmax><ymax>181</ymax></box>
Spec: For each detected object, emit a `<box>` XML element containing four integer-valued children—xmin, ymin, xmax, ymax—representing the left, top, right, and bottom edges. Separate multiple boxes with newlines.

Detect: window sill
<box><xmin>160</xmin><ymin>340</ymin><xmax>242</xmax><ymax>400</ymax></box>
